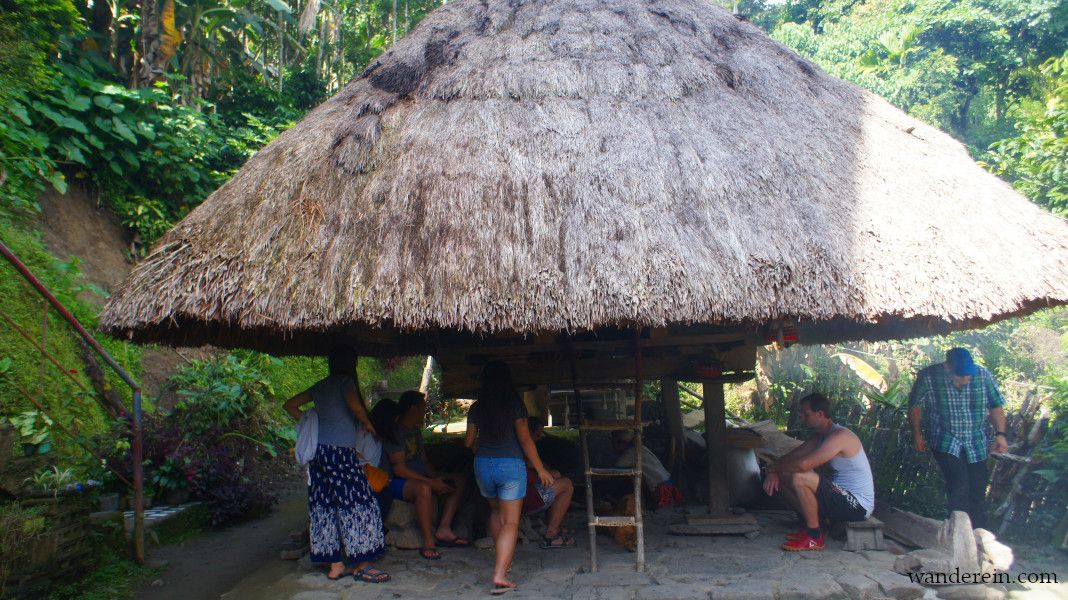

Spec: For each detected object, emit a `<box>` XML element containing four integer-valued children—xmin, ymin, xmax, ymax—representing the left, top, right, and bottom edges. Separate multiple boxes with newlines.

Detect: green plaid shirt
<box><xmin>908</xmin><ymin>363</ymin><xmax>1005</xmax><ymax>463</ymax></box>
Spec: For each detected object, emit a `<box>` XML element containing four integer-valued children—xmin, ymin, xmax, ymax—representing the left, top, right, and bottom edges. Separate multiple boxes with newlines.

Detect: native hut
<box><xmin>101</xmin><ymin>0</ymin><xmax>1068</xmax><ymax>529</ymax></box>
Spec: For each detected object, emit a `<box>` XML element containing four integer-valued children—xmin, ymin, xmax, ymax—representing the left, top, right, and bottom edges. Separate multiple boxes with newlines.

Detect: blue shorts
<box><xmin>389</xmin><ymin>476</ymin><xmax>407</xmax><ymax>499</ymax></box>
<box><xmin>474</xmin><ymin>456</ymin><xmax>526</xmax><ymax>501</ymax></box>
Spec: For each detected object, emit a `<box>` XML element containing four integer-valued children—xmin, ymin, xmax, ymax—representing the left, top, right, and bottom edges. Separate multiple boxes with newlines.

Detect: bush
<box><xmin>100</xmin><ymin>351</ymin><xmax>292</xmax><ymax>527</ymax></box>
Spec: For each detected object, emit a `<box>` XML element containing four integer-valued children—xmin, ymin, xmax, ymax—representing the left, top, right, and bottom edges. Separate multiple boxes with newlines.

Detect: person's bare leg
<box><xmin>544</xmin><ymin>478</ymin><xmax>574</xmax><ymax>537</ymax></box>
<box><xmin>789</xmin><ymin>471</ymin><xmax>821</xmax><ymax>529</ymax></box>
<box><xmin>493</xmin><ymin>499</ymin><xmax>522</xmax><ymax>589</ymax></box>
<box><xmin>436</xmin><ymin>472</ymin><xmax>468</xmax><ymax>541</ymax></box>
<box><xmin>404</xmin><ymin>480</ymin><xmax>436</xmax><ymax>551</ymax></box>
<box><xmin>778</xmin><ymin>474</ymin><xmax>801</xmax><ymax>514</ymax></box>
<box><xmin>488</xmin><ymin>497</ymin><xmax>501</xmax><ymax>541</ymax></box>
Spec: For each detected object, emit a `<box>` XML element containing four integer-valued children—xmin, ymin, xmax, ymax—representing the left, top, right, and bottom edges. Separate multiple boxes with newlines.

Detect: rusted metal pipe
<box><xmin>0</xmin><ymin>240</ymin><xmax>145</xmax><ymax>564</ymax></box>
<box><xmin>0</xmin><ymin>241</ymin><xmax>140</xmax><ymax>391</ymax></box>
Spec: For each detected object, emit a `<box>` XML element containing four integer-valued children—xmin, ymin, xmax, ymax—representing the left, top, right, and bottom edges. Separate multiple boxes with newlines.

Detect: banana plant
<box><xmin>834</xmin><ymin>352</ymin><xmax>907</xmax><ymax>409</ymax></box>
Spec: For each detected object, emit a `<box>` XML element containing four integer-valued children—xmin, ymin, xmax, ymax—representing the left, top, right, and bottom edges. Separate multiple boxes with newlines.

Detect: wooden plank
<box><xmin>871</xmin><ymin>502</ymin><xmax>940</xmax><ymax>549</ymax></box>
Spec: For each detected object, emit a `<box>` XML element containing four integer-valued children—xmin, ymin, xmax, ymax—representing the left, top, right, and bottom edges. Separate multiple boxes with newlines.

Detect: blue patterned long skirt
<box><xmin>308</xmin><ymin>444</ymin><xmax>386</xmax><ymax>564</ymax></box>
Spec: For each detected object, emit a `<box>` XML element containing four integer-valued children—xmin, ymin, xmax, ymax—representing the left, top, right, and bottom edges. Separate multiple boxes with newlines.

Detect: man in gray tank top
<box><xmin>762</xmin><ymin>393</ymin><xmax>875</xmax><ymax>551</ymax></box>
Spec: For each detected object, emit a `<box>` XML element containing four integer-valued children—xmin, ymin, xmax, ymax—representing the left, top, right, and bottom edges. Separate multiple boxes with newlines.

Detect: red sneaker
<box><xmin>782</xmin><ymin>532</ymin><xmax>825</xmax><ymax>551</ymax></box>
<box><xmin>785</xmin><ymin>528</ymin><xmax>808</xmax><ymax>541</ymax></box>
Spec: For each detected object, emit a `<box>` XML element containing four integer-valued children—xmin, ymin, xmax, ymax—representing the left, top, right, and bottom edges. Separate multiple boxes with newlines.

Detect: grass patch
<box><xmin>46</xmin><ymin>546</ymin><xmax>156</xmax><ymax>600</ymax></box>
<box><xmin>0</xmin><ymin>213</ymin><xmax>142</xmax><ymax>471</ymax></box>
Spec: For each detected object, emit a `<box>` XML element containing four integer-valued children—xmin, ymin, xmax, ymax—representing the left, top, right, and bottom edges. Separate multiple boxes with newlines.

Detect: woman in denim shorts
<box><xmin>465</xmin><ymin>360</ymin><xmax>554</xmax><ymax>594</ymax></box>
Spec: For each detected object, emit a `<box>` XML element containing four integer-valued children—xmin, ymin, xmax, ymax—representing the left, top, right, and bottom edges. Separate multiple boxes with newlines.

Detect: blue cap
<box><xmin>946</xmin><ymin>348</ymin><xmax>977</xmax><ymax>377</ymax></box>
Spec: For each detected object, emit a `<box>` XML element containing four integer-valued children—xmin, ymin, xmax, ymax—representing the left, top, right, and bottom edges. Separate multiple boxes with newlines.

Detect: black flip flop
<box><xmin>352</xmin><ymin>566</ymin><xmax>390</xmax><ymax>583</ymax></box>
<box><xmin>420</xmin><ymin>547</ymin><xmax>442</xmax><ymax>560</ymax></box>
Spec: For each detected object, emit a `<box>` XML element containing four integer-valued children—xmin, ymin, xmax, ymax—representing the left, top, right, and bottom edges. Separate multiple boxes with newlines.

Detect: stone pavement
<box><xmin>220</xmin><ymin>508</ymin><xmax>1068</xmax><ymax>600</ymax></box>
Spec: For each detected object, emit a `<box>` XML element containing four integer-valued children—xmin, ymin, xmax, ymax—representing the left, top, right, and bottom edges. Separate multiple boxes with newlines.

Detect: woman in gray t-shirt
<box><xmin>284</xmin><ymin>346</ymin><xmax>389</xmax><ymax>583</ymax></box>
<box><xmin>464</xmin><ymin>360</ymin><xmax>553</xmax><ymax>594</ymax></box>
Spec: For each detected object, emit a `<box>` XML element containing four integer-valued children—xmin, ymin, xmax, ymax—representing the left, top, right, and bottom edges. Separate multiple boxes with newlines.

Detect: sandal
<box><xmin>419</xmin><ymin>547</ymin><xmax>442</xmax><ymax>560</ymax></box>
<box><xmin>491</xmin><ymin>583</ymin><xmax>518</xmax><ymax>595</ymax></box>
<box><xmin>435</xmin><ymin>535</ymin><xmax>471</xmax><ymax>548</ymax></box>
<box><xmin>352</xmin><ymin>566</ymin><xmax>390</xmax><ymax>583</ymax></box>
<box><xmin>540</xmin><ymin>533</ymin><xmax>576</xmax><ymax>549</ymax></box>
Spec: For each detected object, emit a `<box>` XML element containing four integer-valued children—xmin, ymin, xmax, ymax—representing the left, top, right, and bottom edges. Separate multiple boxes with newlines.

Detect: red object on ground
<box><xmin>655</xmin><ymin>482</ymin><xmax>684</xmax><ymax>508</ymax></box>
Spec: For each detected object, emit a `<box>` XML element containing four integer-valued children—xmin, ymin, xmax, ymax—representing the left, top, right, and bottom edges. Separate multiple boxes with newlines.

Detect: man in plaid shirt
<box><xmin>908</xmin><ymin>348</ymin><xmax>1008</xmax><ymax>529</ymax></box>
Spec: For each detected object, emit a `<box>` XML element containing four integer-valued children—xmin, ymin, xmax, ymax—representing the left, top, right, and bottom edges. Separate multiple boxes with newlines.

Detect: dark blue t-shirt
<box><xmin>469</xmin><ymin>398</ymin><xmax>527</xmax><ymax>459</ymax></box>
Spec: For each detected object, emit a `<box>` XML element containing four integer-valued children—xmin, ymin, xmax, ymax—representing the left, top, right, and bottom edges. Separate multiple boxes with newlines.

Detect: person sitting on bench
<box><xmin>762</xmin><ymin>393</ymin><xmax>875</xmax><ymax>551</ymax></box>
<box><xmin>383</xmin><ymin>390</ymin><xmax>471</xmax><ymax>559</ymax></box>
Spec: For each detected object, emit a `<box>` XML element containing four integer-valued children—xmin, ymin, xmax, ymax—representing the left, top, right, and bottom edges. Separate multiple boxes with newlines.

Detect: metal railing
<box><xmin>0</xmin><ymin>240</ymin><xmax>146</xmax><ymax>564</ymax></box>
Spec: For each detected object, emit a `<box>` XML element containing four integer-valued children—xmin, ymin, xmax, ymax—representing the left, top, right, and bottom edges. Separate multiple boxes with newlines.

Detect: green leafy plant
<box><xmin>6</xmin><ymin>409</ymin><xmax>54</xmax><ymax>446</ymax></box>
<box><xmin>26</xmin><ymin>465</ymin><xmax>76</xmax><ymax>494</ymax></box>
<box><xmin>149</xmin><ymin>457</ymin><xmax>187</xmax><ymax>493</ymax></box>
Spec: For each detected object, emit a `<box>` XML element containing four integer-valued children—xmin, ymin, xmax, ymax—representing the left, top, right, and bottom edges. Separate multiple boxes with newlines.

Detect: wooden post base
<box><xmin>668</xmin><ymin>512</ymin><xmax>760</xmax><ymax>536</ymax></box>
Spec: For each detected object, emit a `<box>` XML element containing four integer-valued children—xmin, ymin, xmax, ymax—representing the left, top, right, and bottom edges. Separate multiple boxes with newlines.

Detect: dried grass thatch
<box><xmin>100</xmin><ymin>0</ymin><xmax>1068</xmax><ymax>355</ymax></box>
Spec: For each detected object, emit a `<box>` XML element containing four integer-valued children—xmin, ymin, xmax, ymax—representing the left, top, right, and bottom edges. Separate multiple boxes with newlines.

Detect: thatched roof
<box><xmin>100</xmin><ymin>0</ymin><xmax>1068</xmax><ymax>356</ymax></box>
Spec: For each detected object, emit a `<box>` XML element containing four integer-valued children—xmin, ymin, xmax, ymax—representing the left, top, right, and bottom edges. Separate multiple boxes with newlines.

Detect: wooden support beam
<box><xmin>661</xmin><ymin>378</ymin><xmax>686</xmax><ymax>476</ymax></box>
<box><xmin>702</xmin><ymin>379</ymin><xmax>730</xmax><ymax>515</ymax></box>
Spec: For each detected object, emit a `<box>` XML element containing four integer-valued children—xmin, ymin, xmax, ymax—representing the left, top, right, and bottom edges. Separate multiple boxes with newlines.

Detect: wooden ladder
<box><xmin>580</xmin><ymin>418</ymin><xmax>645</xmax><ymax>572</ymax></box>
<box><xmin>576</xmin><ymin>333</ymin><xmax>645</xmax><ymax>572</ymax></box>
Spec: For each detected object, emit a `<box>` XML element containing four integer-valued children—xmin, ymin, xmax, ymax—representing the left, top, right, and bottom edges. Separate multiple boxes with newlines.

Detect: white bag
<box><xmin>295</xmin><ymin>409</ymin><xmax>319</xmax><ymax>465</ymax></box>
<box><xmin>353</xmin><ymin>424</ymin><xmax>382</xmax><ymax>468</ymax></box>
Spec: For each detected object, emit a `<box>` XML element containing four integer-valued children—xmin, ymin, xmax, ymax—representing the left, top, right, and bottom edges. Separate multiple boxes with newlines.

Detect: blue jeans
<box><xmin>474</xmin><ymin>456</ymin><xmax>526</xmax><ymax>501</ymax></box>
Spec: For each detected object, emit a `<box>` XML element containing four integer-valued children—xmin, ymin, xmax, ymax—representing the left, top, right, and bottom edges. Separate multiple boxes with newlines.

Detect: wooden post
<box><xmin>702</xmin><ymin>380</ymin><xmax>730</xmax><ymax>515</ymax></box>
<box><xmin>661</xmin><ymin>378</ymin><xmax>686</xmax><ymax>476</ymax></box>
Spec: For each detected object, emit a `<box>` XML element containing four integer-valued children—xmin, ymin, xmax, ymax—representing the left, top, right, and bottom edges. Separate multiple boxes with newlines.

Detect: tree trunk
<box><xmin>419</xmin><ymin>356</ymin><xmax>435</xmax><ymax>396</ymax></box>
<box><xmin>391</xmin><ymin>0</ymin><xmax>397</xmax><ymax>45</ymax></box>
<box><xmin>138</xmin><ymin>0</ymin><xmax>162</xmax><ymax>86</ymax></box>
<box><xmin>278</xmin><ymin>12</ymin><xmax>285</xmax><ymax>93</ymax></box>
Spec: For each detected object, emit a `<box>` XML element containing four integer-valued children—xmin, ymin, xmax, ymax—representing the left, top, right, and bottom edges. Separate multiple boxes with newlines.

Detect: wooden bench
<box><xmin>845</xmin><ymin>516</ymin><xmax>886</xmax><ymax>551</ymax></box>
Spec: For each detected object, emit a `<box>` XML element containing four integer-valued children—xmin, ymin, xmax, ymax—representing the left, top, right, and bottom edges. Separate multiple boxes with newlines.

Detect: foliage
<box><xmin>0</xmin><ymin>219</ymin><xmax>140</xmax><ymax>471</ymax></box>
<box><xmin>101</xmin><ymin>351</ymin><xmax>292</xmax><ymax>526</ymax></box>
<box><xmin>986</xmin><ymin>52</ymin><xmax>1068</xmax><ymax>215</ymax></box>
<box><xmin>3</xmin><ymin>44</ymin><xmax>299</xmax><ymax>243</ymax></box>
<box><xmin>767</xmin><ymin>0</ymin><xmax>1068</xmax><ymax>155</ymax></box>
<box><xmin>169</xmin><ymin>352</ymin><xmax>279</xmax><ymax>435</ymax></box>
<box><xmin>6</xmin><ymin>409</ymin><xmax>54</xmax><ymax>447</ymax></box>
<box><xmin>25</xmin><ymin>465</ymin><xmax>77</xmax><ymax>495</ymax></box>
<box><xmin>0</xmin><ymin>0</ymin><xmax>80</xmax><ymax>101</ymax></box>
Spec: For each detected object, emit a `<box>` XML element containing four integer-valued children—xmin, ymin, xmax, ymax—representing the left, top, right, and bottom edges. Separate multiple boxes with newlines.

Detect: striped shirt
<box><xmin>908</xmin><ymin>363</ymin><xmax>1005</xmax><ymax>463</ymax></box>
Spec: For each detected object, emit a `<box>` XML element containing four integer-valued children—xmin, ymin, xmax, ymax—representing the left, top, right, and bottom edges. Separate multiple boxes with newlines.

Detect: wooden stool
<box><xmin>845</xmin><ymin>516</ymin><xmax>886</xmax><ymax>551</ymax></box>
